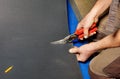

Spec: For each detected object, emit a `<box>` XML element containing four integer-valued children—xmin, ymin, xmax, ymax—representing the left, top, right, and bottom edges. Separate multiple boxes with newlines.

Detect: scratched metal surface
<box><xmin>0</xmin><ymin>0</ymin><xmax>82</xmax><ymax>79</ymax></box>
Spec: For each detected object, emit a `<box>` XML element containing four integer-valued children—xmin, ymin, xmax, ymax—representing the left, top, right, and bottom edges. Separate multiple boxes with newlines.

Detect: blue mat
<box><xmin>67</xmin><ymin>0</ymin><xmax>91</xmax><ymax>79</ymax></box>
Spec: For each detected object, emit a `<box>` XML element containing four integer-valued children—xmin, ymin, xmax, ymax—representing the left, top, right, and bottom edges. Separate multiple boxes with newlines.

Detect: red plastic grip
<box><xmin>78</xmin><ymin>27</ymin><xmax>97</xmax><ymax>39</ymax></box>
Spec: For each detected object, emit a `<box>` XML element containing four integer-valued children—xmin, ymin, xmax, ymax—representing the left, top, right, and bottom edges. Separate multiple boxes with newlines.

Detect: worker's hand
<box><xmin>77</xmin><ymin>13</ymin><xmax>98</xmax><ymax>39</ymax></box>
<box><xmin>69</xmin><ymin>42</ymin><xmax>97</xmax><ymax>62</ymax></box>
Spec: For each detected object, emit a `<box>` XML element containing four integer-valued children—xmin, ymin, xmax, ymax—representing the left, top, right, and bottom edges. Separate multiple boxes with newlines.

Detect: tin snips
<box><xmin>51</xmin><ymin>22</ymin><xmax>97</xmax><ymax>44</ymax></box>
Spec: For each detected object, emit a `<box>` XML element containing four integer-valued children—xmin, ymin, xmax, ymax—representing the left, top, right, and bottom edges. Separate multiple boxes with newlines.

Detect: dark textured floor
<box><xmin>0</xmin><ymin>0</ymin><xmax>82</xmax><ymax>79</ymax></box>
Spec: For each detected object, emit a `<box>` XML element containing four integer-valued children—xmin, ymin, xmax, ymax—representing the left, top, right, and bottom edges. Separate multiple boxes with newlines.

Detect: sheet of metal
<box><xmin>0</xmin><ymin>0</ymin><xmax>82</xmax><ymax>79</ymax></box>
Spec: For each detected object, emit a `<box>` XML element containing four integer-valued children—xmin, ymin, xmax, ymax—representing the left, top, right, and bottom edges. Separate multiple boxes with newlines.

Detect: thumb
<box><xmin>76</xmin><ymin>54</ymin><xmax>88</xmax><ymax>62</ymax></box>
<box><xmin>84</xmin><ymin>28</ymin><xmax>89</xmax><ymax>39</ymax></box>
<box><xmin>69</xmin><ymin>47</ymin><xmax>79</xmax><ymax>54</ymax></box>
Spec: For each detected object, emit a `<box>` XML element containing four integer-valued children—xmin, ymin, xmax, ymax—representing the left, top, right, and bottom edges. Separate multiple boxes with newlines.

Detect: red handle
<box><xmin>78</xmin><ymin>27</ymin><xmax>97</xmax><ymax>39</ymax></box>
<box><xmin>75</xmin><ymin>22</ymin><xmax>96</xmax><ymax>35</ymax></box>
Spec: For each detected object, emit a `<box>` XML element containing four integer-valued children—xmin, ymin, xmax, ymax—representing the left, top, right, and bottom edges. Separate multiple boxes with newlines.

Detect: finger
<box><xmin>76</xmin><ymin>54</ymin><xmax>81</xmax><ymax>61</ymax></box>
<box><xmin>90</xmin><ymin>22</ymin><xmax>96</xmax><ymax>29</ymax></box>
<box><xmin>75</xmin><ymin>29</ymin><xmax>84</xmax><ymax>35</ymax></box>
<box><xmin>69</xmin><ymin>47</ymin><xmax>79</xmax><ymax>54</ymax></box>
<box><xmin>89</xmin><ymin>27</ymin><xmax>97</xmax><ymax>37</ymax></box>
<box><xmin>80</xmin><ymin>38</ymin><xmax>83</xmax><ymax>40</ymax></box>
<box><xmin>89</xmin><ymin>33</ymin><xmax>94</xmax><ymax>36</ymax></box>
<box><xmin>89</xmin><ymin>32</ymin><xmax>96</xmax><ymax>36</ymax></box>
<box><xmin>89</xmin><ymin>27</ymin><xmax>97</xmax><ymax>35</ymax></box>
<box><xmin>76</xmin><ymin>54</ymin><xmax>87</xmax><ymax>62</ymax></box>
<box><xmin>78</xmin><ymin>34</ymin><xmax>84</xmax><ymax>40</ymax></box>
<box><xmin>84</xmin><ymin>28</ymin><xmax>89</xmax><ymax>39</ymax></box>
<box><xmin>93</xmin><ymin>32</ymin><xmax>96</xmax><ymax>34</ymax></box>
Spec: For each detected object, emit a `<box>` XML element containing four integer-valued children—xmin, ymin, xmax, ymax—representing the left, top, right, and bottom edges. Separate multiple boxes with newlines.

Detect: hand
<box><xmin>69</xmin><ymin>42</ymin><xmax>97</xmax><ymax>62</ymax></box>
<box><xmin>75</xmin><ymin>23</ymin><xmax>97</xmax><ymax>40</ymax></box>
<box><xmin>77</xmin><ymin>13</ymin><xmax>98</xmax><ymax>39</ymax></box>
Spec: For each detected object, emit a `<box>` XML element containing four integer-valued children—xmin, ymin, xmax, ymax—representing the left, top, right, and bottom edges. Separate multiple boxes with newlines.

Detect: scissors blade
<box><xmin>51</xmin><ymin>39</ymin><xmax>67</xmax><ymax>44</ymax></box>
<box><xmin>51</xmin><ymin>34</ymin><xmax>77</xmax><ymax>44</ymax></box>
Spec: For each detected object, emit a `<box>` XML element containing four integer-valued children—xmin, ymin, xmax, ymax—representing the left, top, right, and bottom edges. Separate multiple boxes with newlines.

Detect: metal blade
<box><xmin>50</xmin><ymin>39</ymin><xmax>67</xmax><ymax>44</ymax></box>
<box><xmin>51</xmin><ymin>34</ymin><xmax>77</xmax><ymax>44</ymax></box>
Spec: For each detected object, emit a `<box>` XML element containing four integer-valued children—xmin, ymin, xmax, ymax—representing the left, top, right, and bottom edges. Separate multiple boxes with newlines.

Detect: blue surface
<box><xmin>67</xmin><ymin>0</ymin><xmax>90</xmax><ymax>79</ymax></box>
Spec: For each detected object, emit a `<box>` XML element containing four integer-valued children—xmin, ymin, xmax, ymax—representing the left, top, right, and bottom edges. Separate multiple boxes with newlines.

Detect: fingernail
<box><xmin>93</xmin><ymin>32</ymin><xmax>96</xmax><ymax>34</ymax></box>
<box><xmin>69</xmin><ymin>49</ymin><xmax>73</xmax><ymax>53</ymax></box>
<box><xmin>69</xmin><ymin>49</ymin><xmax>75</xmax><ymax>53</ymax></box>
<box><xmin>80</xmin><ymin>38</ymin><xmax>83</xmax><ymax>40</ymax></box>
<box><xmin>90</xmin><ymin>33</ymin><xmax>93</xmax><ymax>36</ymax></box>
<box><xmin>84</xmin><ymin>36</ymin><xmax>88</xmax><ymax>39</ymax></box>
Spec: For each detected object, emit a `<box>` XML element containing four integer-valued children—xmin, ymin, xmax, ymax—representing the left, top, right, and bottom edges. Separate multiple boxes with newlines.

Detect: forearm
<box><xmin>89</xmin><ymin>0</ymin><xmax>112</xmax><ymax>18</ymax></box>
<box><xmin>93</xmin><ymin>29</ymin><xmax>120</xmax><ymax>50</ymax></box>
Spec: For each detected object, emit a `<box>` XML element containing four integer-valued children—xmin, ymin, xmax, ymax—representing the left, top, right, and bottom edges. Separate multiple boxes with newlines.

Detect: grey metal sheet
<box><xmin>0</xmin><ymin>0</ymin><xmax>82</xmax><ymax>79</ymax></box>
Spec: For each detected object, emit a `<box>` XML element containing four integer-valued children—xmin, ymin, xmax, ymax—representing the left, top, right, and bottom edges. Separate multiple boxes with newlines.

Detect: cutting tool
<box><xmin>51</xmin><ymin>23</ymin><xmax>97</xmax><ymax>44</ymax></box>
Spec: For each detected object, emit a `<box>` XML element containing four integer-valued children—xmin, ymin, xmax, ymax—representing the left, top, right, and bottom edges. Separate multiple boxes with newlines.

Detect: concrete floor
<box><xmin>0</xmin><ymin>0</ymin><xmax>82</xmax><ymax>79</ymax></box>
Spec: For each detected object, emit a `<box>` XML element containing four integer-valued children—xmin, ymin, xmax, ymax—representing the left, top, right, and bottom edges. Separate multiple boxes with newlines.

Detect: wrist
<box><xmin>87</xmin><ymin>11</ymin><xmax>99</xmax><ymax>22</ymax></box>
<box><xmin>89</xmin><ymin>42</ymin><xmax>101</xmax><ymax>52</ymax></box>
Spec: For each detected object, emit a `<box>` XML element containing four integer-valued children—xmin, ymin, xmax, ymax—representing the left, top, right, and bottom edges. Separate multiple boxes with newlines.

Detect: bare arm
<box><xmin>89</xmin><ymin>0</ymin><xmax>112</xmax><ymax>18</ymax></box>
<box><xmin>77</xmin><ymin>0</ymin><xmax>112</xmax><ymax>39</ymax></box>
<box><xmin>94</xmin><ymin>29</ymin><xmax>120</xmax><ymax>50</ymax></box>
